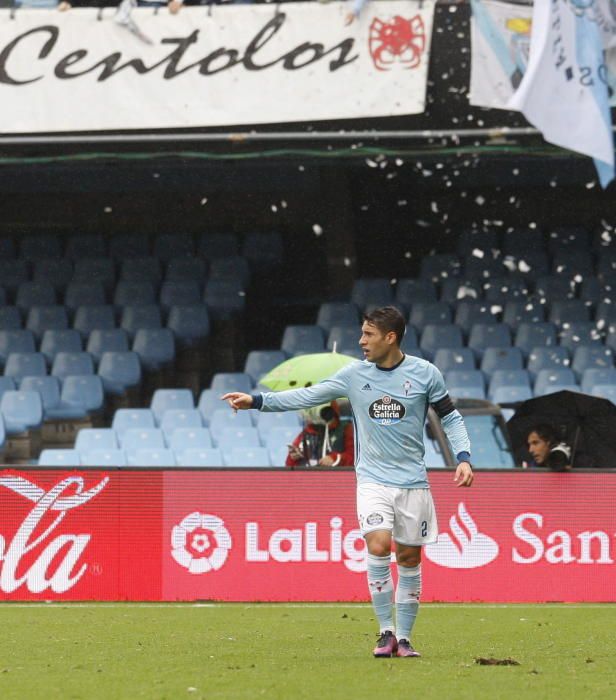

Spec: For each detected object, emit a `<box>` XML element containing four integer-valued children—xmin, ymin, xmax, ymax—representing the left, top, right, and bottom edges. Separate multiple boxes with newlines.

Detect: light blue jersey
<box><xmin>257</xmin><ymin>355</ymin><xmax>471</xmax><ymax>489</ymax></box>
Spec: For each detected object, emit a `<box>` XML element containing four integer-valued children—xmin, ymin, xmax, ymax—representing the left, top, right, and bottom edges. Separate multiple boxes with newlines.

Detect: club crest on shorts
<box><xmin>366</xmin><ymin>512</ymin><xmax>384</xmax><ymax>526</ymax></box>
<box><xmin>368</xmin><ymin>395</ymin><xmax>406</xmax><ymax>425</ymax></box>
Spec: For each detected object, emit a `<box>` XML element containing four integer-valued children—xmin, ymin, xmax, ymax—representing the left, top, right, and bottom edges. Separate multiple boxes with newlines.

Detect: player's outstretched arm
<box><xmin>221</xmin><ymin>392</ymin><xmax>253</xmax><ymax>412</ymax></box>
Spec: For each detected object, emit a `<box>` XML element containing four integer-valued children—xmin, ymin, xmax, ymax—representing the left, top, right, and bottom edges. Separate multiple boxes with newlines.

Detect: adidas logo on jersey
<box><xmin>361</xmin><ymin>383</ymin><xmax>372</xmax><ymax>391</ymax></box>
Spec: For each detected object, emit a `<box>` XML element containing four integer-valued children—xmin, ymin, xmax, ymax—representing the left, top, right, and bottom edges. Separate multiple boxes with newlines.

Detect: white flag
<box><xmin>508</xmin><ymin>0</ymin><xmax>615</xmax><ymax>188</ymax></box>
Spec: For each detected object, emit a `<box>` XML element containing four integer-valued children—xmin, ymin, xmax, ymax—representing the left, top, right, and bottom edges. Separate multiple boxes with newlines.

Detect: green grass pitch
<box><xmin>1</xmin><ymin>603</ymin><xmax>615</xmax><ymax>699</ymax></box>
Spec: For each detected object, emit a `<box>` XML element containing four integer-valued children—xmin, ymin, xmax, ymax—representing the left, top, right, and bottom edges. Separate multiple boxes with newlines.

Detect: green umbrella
<box><xmin>259</xmin><ymin>352</ymin><xmax>359</xmax><ymax>392</ymax></box>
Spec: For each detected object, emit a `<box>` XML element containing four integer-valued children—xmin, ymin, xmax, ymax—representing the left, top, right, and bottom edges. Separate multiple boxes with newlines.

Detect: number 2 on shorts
<box><xmin>421</xmin><ymin>520</ymin><xmax>427</xmax><ymax>537</ymax></box>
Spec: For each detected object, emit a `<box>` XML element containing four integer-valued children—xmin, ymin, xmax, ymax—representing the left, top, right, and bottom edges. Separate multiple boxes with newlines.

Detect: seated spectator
<box><xmin>525</xmin><ymin>424</ymin><xmax>572</xmax><ymax>472</ymax></box>
<box><xmin>286</xmin><ymin>401</ymin><xmax>354</xmax><ymax>468</ymax></box>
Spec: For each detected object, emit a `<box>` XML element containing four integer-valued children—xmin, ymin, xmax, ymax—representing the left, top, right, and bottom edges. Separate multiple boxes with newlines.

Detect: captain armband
<box><xmin>431</xmin><ymin>394</ymin><xmax>455</xmax><ymax>419</ymax></box>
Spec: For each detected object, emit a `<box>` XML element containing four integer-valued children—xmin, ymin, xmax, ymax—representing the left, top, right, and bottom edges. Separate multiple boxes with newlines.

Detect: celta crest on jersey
<box><xmin>368</xmin><ymin>395</ymin><xmax>406</xmax><ymax>425</ymax></box>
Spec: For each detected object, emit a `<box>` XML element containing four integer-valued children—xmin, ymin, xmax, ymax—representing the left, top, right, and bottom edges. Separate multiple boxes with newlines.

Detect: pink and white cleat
<box><xmin>373</xmin><ymin>631</ymin><xmax>398</xmax><ymax>658</ymax></box>
<box><xmin>396</xmin><ymin>639</ymin><xmax>421</xmax><ymax>658</ymax></box>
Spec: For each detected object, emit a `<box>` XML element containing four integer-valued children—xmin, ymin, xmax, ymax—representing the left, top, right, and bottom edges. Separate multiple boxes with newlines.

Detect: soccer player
<box><xmin>222</xmin><ymin>306</ymin><xmax>473</xmax><ymax>659</ymax></box>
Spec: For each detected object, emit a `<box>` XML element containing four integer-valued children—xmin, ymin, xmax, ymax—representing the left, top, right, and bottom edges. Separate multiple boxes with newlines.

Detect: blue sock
<box><xmin>367</xmin><ymin>553</ymin><xmax>394</xmax><ymax>633</ymax></box>
<box><xmin>395</xmin><ymin>564</ymin><xmax>421</xmax><ymax>642</ymax></box>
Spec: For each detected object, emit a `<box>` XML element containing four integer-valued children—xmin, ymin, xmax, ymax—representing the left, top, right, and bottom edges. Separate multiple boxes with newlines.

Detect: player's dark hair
<box><xmin>529</xmin><ymin>423</ymin><xmax>558</xmax><ymax>446</ymax></box>
<box><xmin>363</xmin><ymin>306</ymin><xmax>406</xmax><ymax>346</ymax></box>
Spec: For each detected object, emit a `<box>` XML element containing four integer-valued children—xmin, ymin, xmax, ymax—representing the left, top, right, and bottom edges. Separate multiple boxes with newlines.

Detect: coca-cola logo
<box><xmin>0</xmin><ymin>474</ymin><xmax>109</xmax><ymax>594</ymax></box>
<box><xmin>171</xmin><ymin>513</ymin><xmax>232</xmax><ymax>574</ymax></box>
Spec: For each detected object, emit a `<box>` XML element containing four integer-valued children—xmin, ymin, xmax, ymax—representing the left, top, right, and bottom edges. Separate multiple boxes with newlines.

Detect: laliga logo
<box><xmin>0</xmin><ymin>474</ymin><xmax>109</xmax><ymax>594</ymax></box>
<box><xmin>171</xmin><ymin>513</ymin><xmax>232</xmax><ymax>575</ymax></box>
<box><xmin>425</xmin><ymin>503</ymin><xmax>499</xmax><ymax>569</ymax></box>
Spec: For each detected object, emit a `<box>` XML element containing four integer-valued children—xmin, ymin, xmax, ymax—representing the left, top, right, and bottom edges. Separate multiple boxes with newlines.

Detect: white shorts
<box><xmin>356</xmin><ymin>482</ymin><xmax>438</xmax><ymax>546</ymax></box>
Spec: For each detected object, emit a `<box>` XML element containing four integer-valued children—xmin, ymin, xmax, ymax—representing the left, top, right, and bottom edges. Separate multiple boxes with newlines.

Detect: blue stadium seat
<box><xmin>0</xmin><ymin>289</ymin><xmax>8</xmax><ymax>309</ymax></box>
<box><xmin>490</xmin><ymin>385</ymin><xmax>533</xmax><ymax>405</ymax></box>
<box><xmin>590</xmin><ymin>384</ymin><xmax>616</xmax><ymax>403</ymax></box>
<box><xmin>483</xmin><ymin>276</ymin><xmax>529</xmax><ymax>303</ymax></box>
<box><xmin>456</xmin><ymin>229</ymin><xmax>499</xmax><ymax>256</ymax></box>
<box><xmin>281</xmin><ymin>325</ymin><xmax>325</xmax><ymax>356</ymax></box>
<box><xmin>98</xmin><ymin>351</ymin><xmax>142</xmax><ymax>395</ymax></box>
<box><xmin>151</xmin><ymin>388</ymin><xmax>194</xmax><ymax>425</ymax></box>
<box><xmin>552</xmin><ymin>250</ymin><xmax>594</xmax><ymax>278</ymax></box>
<box><xmin>350</xmin><ymin>278</ymin><xmax>393</xmax><ymax>310</ymax></box>
<box><xmin>364</xmin><ymin>302</ymin><xmax>406</xmax><ymax>318</ymax></box>
<box><xmin>112</xmin><ymin>408</ymin><xmax>156</xmax><ymax>438</ymax></box>
<box><xmin>502</xmin><ymin>228</ymin><xmax>545</xmax><ymax>254</ymax></box>
<box><xmin>26</xmin><ymin>306</ymin><xmax>69</xmax><ymax>340</ymax></box>
<box><xmin>121</xmin><ymin>305</ymin><xmax>163</xmax><ymax>340</ymax></box>
<box><xmin>113</xmin><ymin>281</ymin><xmax>156</xmax><ymax>309</ymax></box>
<box><xmin>167</xmin><ymin>305</ymin><xmax>210</xmax><ymax>347</ymax></box>
<box><xmin>160</xmin><ymin>281</ymin><xmax>201</xmax><ymax>312</ymax></box>
<box><xmin>176</xmin><ymin>447</ymin><xmax>223</xmax><ymax>467</ymax></box>
<box><xmin>549</xmin><ymin>300</ymin><xmax>590</xmax><ymax>326</ymax></box>
<box><xmin>47</xmin><ymin>375</ymin><xmax>104</xmax><ymax>419</ymax></box>
<box><xmin>19</xmin><ymin>233</ymin><xmax>62</xmax><ymax>260</ymax></box>
<box><xmin>216</xmin><ymin>427</ymin><xmax>261</xmax><ymax>454</ymax></box>
<box><xmin>534</xmin><ymin>368</ymin><xmax>579</xmax><ymax>396</ymax></box>
<box><xmin>66</xmin><ymin>234</ymin><xmax>106</xmax><ymax>260</ymax></box>
<box><xmin>327</xmin><ymin>327</ymin><xmax>360</xmax><ymax>352</ymax></box>
<box><xmin>440</xmin><ymin>279</ymin><xmax>482</xmax><ymax>303</ymax></box>
<box><xmin>581</xmin><ymin>368</ymin><xmax>616</xmax><ymax>394</ymax></box>
<box><xmin>15</xmin><ymin>282</ymin><xmax>56</xmax><ymax>313</ymax></box>
<box><xmin>595</xmin><ymin>301</ymin><xmax>616</xmax><ymax>327</ymax></box>
<box><xmin>420</xmin><ymin>324</ymin><xmax>463</xmax><ymax>360</ymax></box>
<box><xmin>579</xmin><ymin>278</ymin><xmax>605</xmax><ymax>305</ymax></box>
<box><xmin>468</xmin><ymin>323</ymin><xmax>511</xmax><ymax>359</ymax></box>
<box><xmin>0</xmin><ymin>307</ymin><xmax>23</xmax><ymax>331</ymax></box>
<box><xmin>606</xmin><ymin>329</ymin><xmax>616</xmax><ymax>354</ymax></box>
<box><xmin>87</xmin><ymin>329</ymin><xmax>130</xmax><ymax>365</ymax></box>
<box><xmin>225</xmin><ymin>447</ymin><xmax>272</xmax><ymax>468</ymax></box>
<box><xmin>463</xmin><ymin>253</ymin><xmax>506</xmax><ymax>281</ymax></box>
<box><xmin>51</xmin><ymin>352</ymin><xmax>94</xmax><ymax>380</ymax></box>
<box><xmin>160</xmin><ymin>409</ymin><xmax>203</xmax><ymax>437</ymax></box>
<box><xmin>209</xmin><ymin>409</ymin><xmax>253</xmax><ymax>444</ymax></box>
<box><xmin>395</xmin><ymin>278</ymin><xmax>438</xmax><ymax>309</ymax></box>
<box><xmin>266</xmin><ymin>426</ymin><xmax>301</xmax><ymax>466</ymax></box>
<box><xmin>597</xmin><ymin>255</ymin><xmax>616</xmax><ymax>278</ymax></box>
<box><xmin>514</xmin><ymin>322</ymin><xmax>558</xmax><ymax>356</ymax></box>
<box><xmin>419</xmin><ymin>254</ymin><xmax>461</xmax><ymax>282</ymax></box>
<box><xmin>75</xmin><ymin>428</ymin><xmax>119</xmax><ymax>452</ymax></box>
<box><xmin>454</xmin><ymin>302</ymin><xmax>499</xmax><ymax>336</ymax></box>
<box><xmin>423</xmin><ymin>427</ymin><xmax>447</xmax><ymax>468</ymax></box>
<box><xmin>408</xmin><ymin>302</ymin><xmax>452</xmax><ymax>333</ymax></box>
<box><xmin>20</xmin><ymin>376</ymin><xmax>61</xmax><ymax>417</ymax></box>
<box><xmin>446</xmin><ymin>370</ymin><xmax>486</xmax><ymax>400</ymax></box>
<box><xmin>0</xmin><ymin>390</ymin><xmax>43</xmax><ymax>433</ymax></box>
<box><xmin>80</xmin><ymin>449</ymin><xmax>127</xmax><ymax>468</ymax></box>
<box><xmin>535</xmin><ymin>275</ymin><xmax>576</xmax><ymax>303</ymax></box>
<box><xmin>0</xmin><ymin>260</ymin><xmax>28</xmax><ymax>292</ymax></box>
<box><xmin>109</xmin><ymin>233</ymin><xmax>150</xmax><ymax>260</ymax></box>
<box><xmin>0</xmin><ymin>330</ymin><xmax>36</xmax><ymax>366</ymax></box>
<box><xmin>120</xmin><ymin>428</ymin><xmax>165</xmax><ymax>452</ymax></box>
<box><xmin>547</xmin><ymin>226</ymin><xmax>589</xmax><ymax>252</ymax></box>
<box><xmin>244</xmin><ymin>350</ymin><xmax>286</xmax><ymax>385</ymax></box>
<box><xmin>400</xmin><ymin>325</ymin><xmax>419</xmax><ymax>350</ymax></box>
<box><xmin>571</xmin><ymin>346</ymin><xmax>614</xmax><ymax>379</ymax></box>
<box><xmin>198</xmin><ymin>389</ymin><xmax>221</xmax><ymax>426</ymax></box>
<box><xmin>433</xmin><ymin>348</ymin><xmax>476</xmax><ymax>373</ymax></box>
<box><xmin>64</xmin><ymin>282</ymin><xmax>106</xmax><ymax>313</ymax></box>
<box><xmin>198</xmin><ymin>232</ymin><xmax>239</xmax><ymax>259</ymax></box>
<box><xmin>153</xmin><ymin>233</ymin><xmax>195</xmax><ymax>261</ymax></box>
<box><xmin>38</xmin><ymin>449</ymin><xmax>81</xmax><ymax>467</ymax></box>
<box><xmin>480</xmin><ymin>347</ymin><xmax>524</xmax><ymax>380</ymax></box>
<box><xmin>132</xmin><ymin>328</ymin><xmax>175</xmax><ymax>371</ymax></box>
<box><xmin>119</xmin><ymin>257</ymin><xmax>162</xmax><ymax>286</ymax></box>
<box><xmin>488</xmin><ymin>370</ymin><xmax>532</xmax><ymax>402</ymax></box>
<box><xmin>210</xmin><ymin>372</ymin><xmax>253</xmax><ymax>394</ymax></box>
<box><xmin>72</xmin><ymin>258</ymin><xmax>116</xmax><ymax>292</ymax></box>
<box><xmin>527</xmin><ymin>347</ymin><xmax>570</xmax><ymax>380</ymax></box>
<box><xmin>33</xmin><ymin>259</ymin><xmax>74</xmax><ymax>292</ymax></box>
<box><xmin>505</xmin><ymin>251</ymin><xmax>550</xmax><ymax>278</ymax></box>
<box><xmin>242</xmin><ymin>232</ymin><xmax>284</xmax><ymax>269</ymax></box>
<box><xmin>256</xmin><ymin>411</ymin><xmax>302</xmax><ymax>445</ymax></box>
<box><xmin>128</xmin><ymin>448</ymin><xmax>176</xmax><ymax>467</ymax></box>
<box><xmin>502</xmin><ymin>301</ymin><xmax>546</xmax><ymax>331</ymax></box>
<box><xmin>0</xmin><ymin>237</ymin><xmax>15</xmax><ymax>259</ymax></box>
<box><xmin>462</xmin><ymin>415</ymin><xmax>515</xmax><ymax>468</ymax></box>
<box><xmin>406</xmin><ymin>348</ymin><xmax>425</xmax><ymax>360</ymax></box>
<box><xmin>73</xmin><ymin>305</ymin><xmax>116</xmax><ymax>339</ymax></box>
<box><xmin>165</xmin><ymin>257</ymin><xmax>207</xmax><ymax>283</ymax></box>
<box><xmin>203</xmin><ymin>278</ymin><xmax>246</xmax><ymax>320</ymax></box>
<box><xmin>559</xmin><ymin>323</ymin><xmax>603</xmax><ymax>352</ymax></box>
<box><xmin>4</xmin><ymin>352</ymin><xmax>47</xmax><ymax>384</ymax></box>
<box><xmin>40</xmin><ymin>329</ymin><xmax>82</xmax><ymax>365</ymax></box>
<box><xmin>168</xmin><ymin>428</ymin><xmax>212</xmax><ymax>452</ymax></box>
<box><xmin>209</xmin><ymin>256</ymin><xmax>251</xmax><ymax>287</ymax></box>
<box><xmin>316</xmin><ymin>302</ymin><xmax>360</xmax><ymax>332</ymax></box>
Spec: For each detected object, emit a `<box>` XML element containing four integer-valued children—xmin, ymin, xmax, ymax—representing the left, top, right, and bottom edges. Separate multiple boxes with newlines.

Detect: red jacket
<box><xmin>285</xmin><ymin>419</ymin><xmax>355</xmax><ymax>468</ymax></box>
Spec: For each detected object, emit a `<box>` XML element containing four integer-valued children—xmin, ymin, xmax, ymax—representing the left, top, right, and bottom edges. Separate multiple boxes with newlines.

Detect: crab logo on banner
<box><xmin>0</xmin><ymin>474</ymin><xmax>109</xmax><ymax>594</ymax></box>
<box><xmin>425</xmin><ymin>503</ymin><xmax>499</xmax><ymax>569</ymax></box>
<box><xmin>368</xmin><ymin>15</ymin><xmax>426</xmax><ymax>71</ymax></box>
<box><xmin>171</xmin><ymin>513</ymin><xmax>232</xmax><ymax>575</ymax></box>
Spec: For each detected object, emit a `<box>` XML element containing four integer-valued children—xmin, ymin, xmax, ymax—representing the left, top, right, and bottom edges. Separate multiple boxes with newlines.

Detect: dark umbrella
<box><xmin>506</xmin><ymin>391</ymin><xmax>616</xmax><ymax>468</ymax></box>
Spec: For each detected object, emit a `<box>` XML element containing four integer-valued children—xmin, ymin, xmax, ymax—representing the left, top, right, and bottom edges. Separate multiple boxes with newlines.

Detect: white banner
<box><xmin>0</xmin><ymin>1</ymin><xmax>435</xmax><ymax>133</ymax></box>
